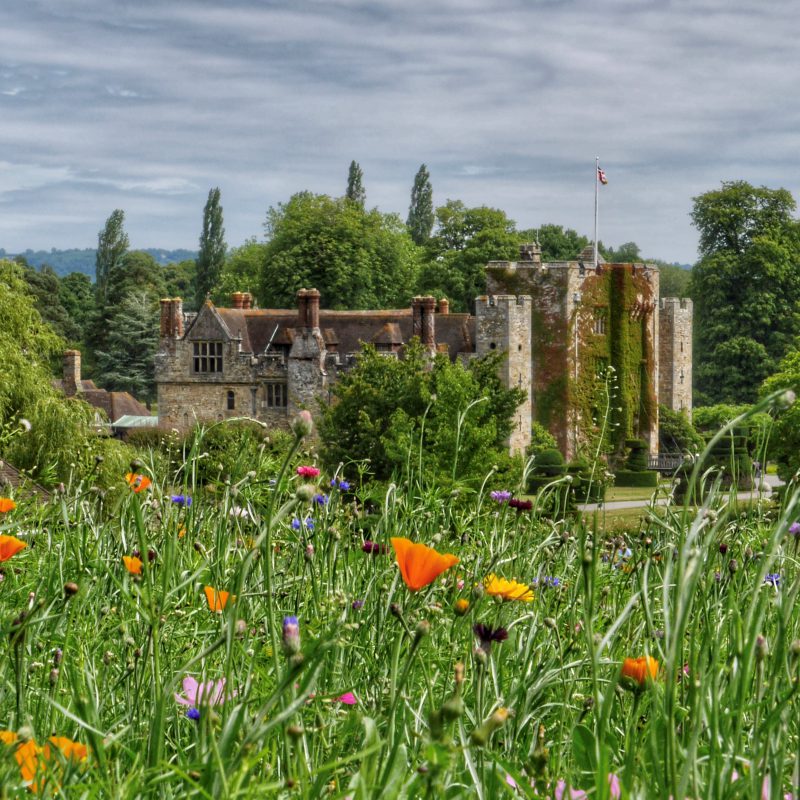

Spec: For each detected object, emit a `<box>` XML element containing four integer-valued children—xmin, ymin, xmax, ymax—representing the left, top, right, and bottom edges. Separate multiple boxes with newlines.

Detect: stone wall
<box><xmin>659</xmin><ymin>297</ymin><xmax>693</xmax><ymax>415</ymax></box>
<box><xmin>475</xmin><ymin>294</ymin><xmax>533</xmax><ymax>454</ymax></box>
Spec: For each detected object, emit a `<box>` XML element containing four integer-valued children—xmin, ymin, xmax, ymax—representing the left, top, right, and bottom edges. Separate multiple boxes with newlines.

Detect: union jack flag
<box><xmin>597</xmin><ymin>166</ymin><xmax>608</xmax><ymax>185</ymax></box>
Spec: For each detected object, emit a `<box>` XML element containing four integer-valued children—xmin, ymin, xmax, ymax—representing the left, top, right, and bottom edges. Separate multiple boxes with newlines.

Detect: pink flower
<box><xmin>174</xmin><ymin>676</ymin><xmax>233</xmax><ymax>707</ymax></box>
<box><xmin>335</xmin><ymin>692</ymin><xmax>357</xmax><ymax>705</ymax></box>
<box><xmin>297</xmin><ymin>466</ymin><xmax>320</xmax><ymax>478</ymax></box>
<box><xmin>554</xmin><ymin>775</ymin><xmax>621</xmax><ymax>800</ymax></box>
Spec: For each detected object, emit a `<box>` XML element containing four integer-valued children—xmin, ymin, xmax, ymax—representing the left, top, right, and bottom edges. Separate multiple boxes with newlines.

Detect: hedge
<box><xmin>614</xmin><ymin>470</ymin><xmax>659</xmax><ymax>488</ymax></box>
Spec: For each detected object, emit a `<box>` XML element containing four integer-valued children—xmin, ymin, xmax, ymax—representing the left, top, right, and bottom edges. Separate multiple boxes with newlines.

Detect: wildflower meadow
<box><xmin>1</xmin><ymin>408</ymin><xmax>800</xmax><ymax>798</ymax></box>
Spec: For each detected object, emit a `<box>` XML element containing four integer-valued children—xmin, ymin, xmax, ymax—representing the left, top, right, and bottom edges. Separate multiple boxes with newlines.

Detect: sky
<box><xmin>1</xmin><ymin>0</ymin><xmax>798</xmax><ymax>265</ymax></box>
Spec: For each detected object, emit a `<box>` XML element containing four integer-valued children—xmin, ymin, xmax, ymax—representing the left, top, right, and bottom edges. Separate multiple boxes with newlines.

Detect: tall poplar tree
<box><xmin>406</xmin><ymin>164</ymin><xmax>434</xmax><ymax>244</ymax></box>
<box><xmin>346</xmin><ymin>161</ymin><xmax>366</xmax><ymax>206</ymax></box>
<box><xmin>95</xmin><ymin>209</ymin><xmax>129</xmax><ymax>304</ymax></box>
<box><xmin>194</xmin><ymin>187</ymin><xmax>226</xmax><ymax>308</ymax></box>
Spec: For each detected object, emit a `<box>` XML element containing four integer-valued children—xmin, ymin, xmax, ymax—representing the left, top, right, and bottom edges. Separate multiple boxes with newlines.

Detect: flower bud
<box><xmin>64</xmin><ymin>582</ymin><xmax>79</xmax><ymax>598</ymax></box>
<box><xmin>282</xmin><ymin>616</ymin><xmax>301</xmax><ymax>655</ymax></box>
<box><xmin>295</xmin><ymin>483</ymin><xmax>316</xmax><ymax>502</ymax></box>
<box><xmin>291</xmin><ymin>410</ymin><xmax>314</xmax><ymax>438</ymax></box>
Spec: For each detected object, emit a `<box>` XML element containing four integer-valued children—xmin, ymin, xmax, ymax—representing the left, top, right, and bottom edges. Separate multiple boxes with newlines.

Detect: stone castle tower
<box><xmin>658</xmin><ymin>298</ymin><xmax>693</xmax><ymax>415</ymax></box>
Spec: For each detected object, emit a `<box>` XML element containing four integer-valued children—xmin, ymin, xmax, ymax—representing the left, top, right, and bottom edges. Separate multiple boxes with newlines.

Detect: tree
<box><xmin>107</xmin><ymin>250</ymin><xmax>165</xmax><ymax>307</ymax></box>
<box><xmin>417</xmin><ymin>201</ymin><xmax>519</xmax><ymax>312</ymax></box>
<box><xmin>96</xmin><ymin>210</ymin><xmax>129</xmax><ymax>304</ymax></box>
<box><xmin>761</xmin><ymin>350</ymin><xmax>800</xmax><ymax>480</ymax></box>
<box><xmin>658</xmin><ymin>264</ymin><xmax>691</xmax><ymax>298</ymax></box>
<box><xmin>605</xmin><ymin>241</ymin><xmax>641</xmax><ymax>262</ymax></box>
<box><xmin>523</xmin><ymin>224</ymin><xmax>589</xmax><ymax>261</ymax></box>
<box><xmin>658</xmin><ymin>405</ymin><xmax>703</xmax><ymax>454</ymax></box>
<box><xmin>22</xmin><ymin>265</ymin><xmax>81</xmax><ymax>344</ymax></box>
<box><xmin>345</xmin><ymin>161</ymin><xmax>366</xmax><ymax>206</ymax></box>
<box><xmin>406</xmin><ymin>164</ymin><xmax>434</xmax><ymax>245</ymax></box>
<box><xmin>59</xmin><ymin>272</ymin><xmax>97</xmax><ymax>344</ymax></box>
<box><xmin>258</xmin><ymin>192</ymin><xmax>419</xmax><ymax>310</ymax></box>
<box><xmin>689</xmin><ymin>181</ymin><xmax>800</xmax><ymax>404</ymax></box>
<box><xmin>163</xmin><ymin>259</ymin><xmax>197</xmax><ymax>302</ymax></box>
<box><xmin>319</xmin><ymin>341</ymin><xmax>526</xmax><ymax>483</ymax></box>
<box><xmin>94</xmin><ymin>291</ymin><xmax>160</xmax><ymax>404</ymax></box>
<box><xmin>213</xmin><ymin>238</ymin><xmax>267</xmax><ymax>304</ymax></box>
<box><xmin>194</xmin><ymin>188</ymin><xmax>226</xmax><ymax>307</ymax></box>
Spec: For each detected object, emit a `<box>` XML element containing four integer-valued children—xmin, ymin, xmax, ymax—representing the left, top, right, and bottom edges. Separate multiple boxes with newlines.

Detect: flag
<box><xmin>597</xmin><ymin>166</ymin><xmax>608</xmax><ymax>185</ymax></box>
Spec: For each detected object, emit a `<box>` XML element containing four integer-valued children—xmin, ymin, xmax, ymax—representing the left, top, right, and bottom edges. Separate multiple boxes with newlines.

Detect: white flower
<box><xmin>19</xmin><ymin>418</ymin><xmax>31</xmax><ymax>432</ymax></box>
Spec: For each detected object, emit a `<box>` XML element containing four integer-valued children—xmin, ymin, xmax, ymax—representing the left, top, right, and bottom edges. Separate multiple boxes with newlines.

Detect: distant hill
<box><xmin>0</xmin><ymin>247</ymin><xmax>197</xmax><ymax>279</ymax></box>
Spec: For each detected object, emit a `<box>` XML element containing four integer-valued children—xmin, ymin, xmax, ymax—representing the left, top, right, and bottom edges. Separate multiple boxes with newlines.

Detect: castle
<box><xmin>155</xmin><ymin>244</ymin><xmax>692</xmax><ymax>458</ymax></box>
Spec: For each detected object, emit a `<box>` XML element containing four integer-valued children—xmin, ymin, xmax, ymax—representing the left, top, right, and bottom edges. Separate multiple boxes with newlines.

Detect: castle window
<box><xmin>193</xmin><ymin>341</ymin><xmax>223</xmax><ymax>374</ymax></box>
<box><xmin>227</xmin><ymin>390</ymin><xmax>235</xmax><ymax>410</ymax></box>
<box><xmin>593</xmin><ymin>308</ymin><xmax>607</xmax><ymax>335</ymax></box>
<box><xmin>680</xmin><ymin>340</ymin><xmax>684</xmax><ymax>353</ymax></box>
<box><xmin>266</xmin><ymin>382</ymin><xmax>287</xmax><ymax>408</ymax></box>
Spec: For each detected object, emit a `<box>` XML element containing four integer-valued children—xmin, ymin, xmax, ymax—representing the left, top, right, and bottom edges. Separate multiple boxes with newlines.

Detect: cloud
<box><xmin>0</xmin><ymin>0</ymin><xmax>797</xmax><ymax>260</ymax></box>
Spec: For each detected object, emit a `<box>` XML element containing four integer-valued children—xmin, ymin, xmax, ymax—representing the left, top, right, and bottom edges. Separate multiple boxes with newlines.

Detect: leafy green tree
<box><xmin>345</xmin><ymin>161</ymin><xmax>366</xmax><ymax>206</ymax></box>
<box><xmin>605</xmin><ymin>241</ymin><xmax>641</xmax><ymax>262</ymax></box>
<box><xmin>407</xmin><ymin>164</ymin><xmax>434</xmax><ymax>245</ymax></box>
<box><xmin>194</xmin><ymin>188</ymin><xmax>226</xmax><ymax>306</ymax></box>
<box><xmin>658</xmin><ymin>405</ymin><xmax>703</xmax><ymax>453</ymax></box>
<box><xmin>163</xmin><ymin>259</ymin><xmax>197</xmax><ymax>304</ymax></box>
<box><xmin>22</xmin><ymin>265</ymin><xmax>81</xmax><ymax>344</ymax></box>
<box><xmin>95</xmin><ymin>210</ymin><xmax>129</xmax><ymax>304</ymax></box>
<box><xmin>657</xmin><ymin>263</ymin><xmax>691</xmax><ymax>298</ymax></box>
<box><xmin>690</xmin><ymin>181</ymin><xmax>800</xmax><ymax>404</ymax></box>
<box><xmin>213</xmin><ymin>239</ymin><xmax>268</xmax><ymax>304</ymax></box>
<box><xmin>418</xmin><ymin>201</ymin><xmax>519</xmax><ymax>312</ymax></box>
<box><xmin>258</xmin><ymin>192</ymin><xmax>419</xmax><ymax>310</ymax></box>
<box><xmin>761</xmin><ymin>350</ymin><xmax>800</xmax><ymax>480</ymax></box>
<box><xmin>523</xmin><ymin>224</ymin><xmax>589</xmax><ymax>261</ymax></box>
<box><xmin>107</xmin><ymin>250</ymin><xmax>166</xmax><ymax>307</ymax></box>
<box><xmin>95</xmin><ymin>291</ymin><xmax>160</xmax><ymax>404</ymax></box>
<box><xmin>319</xmin><ymin>341</ymin><xmax>526</xmax><ymax>483</ymax></box>
<box><xmin>59</xmin><ymin>272</ymin><xmax>96</xmax><ymax>343</ymax></box>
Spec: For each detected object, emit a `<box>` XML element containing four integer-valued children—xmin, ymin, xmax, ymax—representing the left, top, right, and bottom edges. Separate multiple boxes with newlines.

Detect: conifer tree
<box><xmin>95</xmin><ymin>209</ymin><xmax>129</xmax><ymax>305</ymax></box>
<box><xmin>194</xmin><ymin>188</ymin><xmax>226</xmax><ymax>307</ymax></box>
<box><xmin>406</xmin><ymin>164</ymin><xmax>434</xmax><ymax>244</ymax></box>
<box><xmin>346</xmin><ymin>161</ymin><xmax>366</xmax><ymax>206</ymax></box>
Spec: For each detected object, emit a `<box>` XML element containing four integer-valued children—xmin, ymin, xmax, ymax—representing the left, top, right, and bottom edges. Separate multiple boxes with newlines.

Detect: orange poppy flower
<box><xmin>390</xmin><ymin>537</ymin><xmax>459</xmax><ymax>591</ymax></box>
<box><xmin>621</xmin><ymin>656</ymin><xmax>659</xmax><ymax>687</ymax></box>
<box><xmin>125</xmin><ymin>473</ymin><xmax>152</xmax><ymax>493</ymax></box>
<box><xmin>0</xmin><ymin>535</ymin><xmax>27</xmax><ymax>562</ymax></box>
<box><xmin>122</xmin><ymin>555</ymin><xmax>143</xmax><ymax>575</ymax></box>
<box><xmin>0</xmin><ymin>733</ymin><xmax>87</xmax><ymax>789</ymax></box>
<box><xmin>0</xmin><ymin>497</ymin><xmax>16</xmax><ymax>513</ymax></box>
<box><xmin>204</xmin><ymin>586</ymin><xmax>235</xmax><ymax>612</ymax></box>
<box><xmin>485</xmin><ymin>574</ymin><xmax>534</xmax><ymax>602</ymax></box>
<box><xmin>44</xmin><ymin>736</ymin><xmax>88</xmax><ymax>762</ymax></box>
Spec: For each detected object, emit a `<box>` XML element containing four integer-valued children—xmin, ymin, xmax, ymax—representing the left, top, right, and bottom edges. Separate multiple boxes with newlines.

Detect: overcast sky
<box><xmin>1</xmin><ymin>0</ymin><xmax>798</xmax><ymax>264</ymax></box>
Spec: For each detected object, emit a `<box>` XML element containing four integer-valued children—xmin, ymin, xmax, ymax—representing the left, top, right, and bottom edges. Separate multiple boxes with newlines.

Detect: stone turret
<box><xmin>659</xmin><ymin>297</ymin><xmax>693</xmax><ymax>415</ymax></box>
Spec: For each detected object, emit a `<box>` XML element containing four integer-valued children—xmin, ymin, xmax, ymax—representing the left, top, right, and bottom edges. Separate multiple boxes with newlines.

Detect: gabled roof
<box><xmin>0</xmin><ymin>460</ymin><xmax>51</xmax><ymax>501</ymax></box>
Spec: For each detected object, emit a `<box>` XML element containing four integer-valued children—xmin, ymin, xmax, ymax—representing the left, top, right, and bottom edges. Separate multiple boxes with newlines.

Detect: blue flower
<box><xmin>765</xmin><ymin>573</ymin><xmax>781</xmax><ymax>588</ymax></box>
<box><xmin>171</xmin><ymin>495</ymin><xmax>192</xmax><ymax>507</ymax></box>
<box><xmin>490</xmin><ymin>490</ymin><xmax>512</xmax><ymax>503</ymax></box>
<box><xmin>186</xmin><ymin>707</ymin><xmax>201</xmax><ymax>721</ymax></box>
<box><xmin>313</xmin><ymin>493</ymin><xmax>328</xmax><ymax>506</ymax></box>
<box><xmin>291</xmin><ymin>517</ymin><xmax>315</xmax><ymax>531</ymax></box>
<box><xmin>330</xmin><ymin>479</ymin><xmax>351</xmax><ymax>491</ymax></box>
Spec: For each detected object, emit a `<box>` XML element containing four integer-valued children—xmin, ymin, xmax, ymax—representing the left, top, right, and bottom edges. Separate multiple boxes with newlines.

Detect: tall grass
<box><xmin>0</xmin><ymin>404</ymin><xmax>798</xmax><ymax>798</ymax></box>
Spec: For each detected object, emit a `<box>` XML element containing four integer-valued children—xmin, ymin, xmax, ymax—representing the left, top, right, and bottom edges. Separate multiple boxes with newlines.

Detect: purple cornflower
<box><xmin>362</xmin><ymin>541</ymin><xmax>388</xmax><ymax>555</ymax></box>
<box><xmin>352</xmin><ymin>599</ymin><xmax>364</xmax><ymax>611</ymax></box>
<box><xmin>171</xmin><ymin>495</ymin><xmax>192</xmax><ymax>507</ymax></box>
<box><xmin>186</xmin><ymin>707</ymin><xmax>201</xmax><ymax>721</ymax></box>
<box><xmin>330</xmin><ymin>479</ymin><xmax>351</xmax><ymax>491</ymax></box>
<box><xmin>291</xmin><ymin>517</ymin><xmax>315</xmax><ymax>531</ymax></box>
<box><xmin>313</xmin><ymin>493</ymin><xmax>328</xmax><ymax>506</ymax></box>
<box><xmin>282</xmin><ymin>616</ymin><xmax>301</xmax><ymax>654</ymax></box>
<box><xmin>490</xmin><ymin>490</ymin><xmax>512</xmax><ymax>503</ymax></box>
<box><xmin>473</xmin><ymin>623</ymin><xmax>509</xmax><ymax>653</ymax></box>
<box><xmin>764</xmin><ymin>573</ymin><xmax>781</xmax><ymax>588</ymax></box>
<box><xmin>533</xmin><ymin>576</ymin><xmax>561</xmax><ymax>588</ymax></box>
<box><xmin>790</xmin><ymin>522</ymin><xmax>800</xmax><ymax>538</ymax></box>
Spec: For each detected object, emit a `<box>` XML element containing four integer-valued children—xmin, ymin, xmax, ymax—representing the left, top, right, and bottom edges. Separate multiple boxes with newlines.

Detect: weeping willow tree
<box><xmin>0</xmin><ymin>259</ymin><xmax>101</xmax><ymax>483</ymax></box>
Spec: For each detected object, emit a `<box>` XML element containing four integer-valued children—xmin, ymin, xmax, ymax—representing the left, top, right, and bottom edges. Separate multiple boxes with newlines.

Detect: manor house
<box><xmin>155</xmin><ymin>244</ymin><xmax>692</xmax><ymax>458</ymax></box>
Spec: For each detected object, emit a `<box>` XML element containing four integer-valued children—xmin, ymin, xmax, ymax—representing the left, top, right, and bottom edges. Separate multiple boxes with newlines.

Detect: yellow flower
<box><xmin>485</xmin><ymin>574</ymin><xmax>534</xmax><ymax>602</ymax></box>
<box><xmin>454</xmin><ymin>598</ymin><xmax>470</xmax><ymax>615</ymax></box>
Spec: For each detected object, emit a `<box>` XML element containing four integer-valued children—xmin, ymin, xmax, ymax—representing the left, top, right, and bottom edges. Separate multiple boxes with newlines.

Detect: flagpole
<box><xmin>593</xmin><ymin>156</ymin><xmax>599</xmax><ymax>269</ymax></box>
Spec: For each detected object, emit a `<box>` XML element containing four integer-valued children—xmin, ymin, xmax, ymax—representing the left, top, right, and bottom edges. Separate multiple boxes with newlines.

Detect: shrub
<box><xmin>614</xmin><ymin>470</ymin><xmax>659</xmax><ymax>488</ymax></box>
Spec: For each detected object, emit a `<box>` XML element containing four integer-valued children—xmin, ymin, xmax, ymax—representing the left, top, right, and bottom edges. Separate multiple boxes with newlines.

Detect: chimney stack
<box><xmin>242</xmin><ymin>292</ymin><xmax>252</xmax><ymax>310</ymax></box>
<box><xmin>160</xmin><ymin>298</ymin><xmax>184</xmax><ymax>339</ymax></box>
<box><xmin>412</xmin><ymin>296</ymin><xmax>437</xmax><ymax>352</ymax></box>
<box><xmin>231</xmin><ymin>291</ymin><xmax>245</xmax><ymax>309</ymax></box>
<box><xmin>297</xmin><ymin>289</ymin><xmax>309</xmax><ymax>327</ymax></box>
<box><xmin>62</xmin><ymin>350</ymin><xmax>82</xmax><ymax>396</ymax></box>
<box><xmin>438</xmin><ymin>297</ymin><xmax>450</xmax><ymax>315</ymax></box>
<box><xmin>306</xmin><ymin>288</ymin><xmax>320</xmax><ymax>330</ymax></box>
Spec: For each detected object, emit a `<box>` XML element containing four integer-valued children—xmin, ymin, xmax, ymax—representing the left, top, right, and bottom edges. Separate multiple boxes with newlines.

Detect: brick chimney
<box><xmin>438</xmin><ymin>297</ymin><xmax>449</xmax><ymax>315</ymax></box>
<box><xmin>241</xmin><ymin>292</ymin><xmax>252</xmax><ymax>310</ymax></box>
<box><xmin>297</xmin><ymin>289</ymin><xmax>309</xmax><ymax>327</ymax></box>
<box><xmin>160</xmin><ymin>298</ymin><xmax>184</xmax><ymax>339</ymax></box>
<box><xmin>62</xmin><ymin>350</ymin><xmax>82</xmax><ymax>396</ymax></box>
<box><xmin>231</xmin><ymin>291</ymin><xmax>245</xmax><ymax>309</ymax></box>
<box><xmin>306</xmin><ymin>288</ymin><xmax>320</xmax><ymax>329</ymax></box>
<box><xmin>412</xmin><ymin>296</ymin><xmax>436</xmax><ymax>352</ymax></box>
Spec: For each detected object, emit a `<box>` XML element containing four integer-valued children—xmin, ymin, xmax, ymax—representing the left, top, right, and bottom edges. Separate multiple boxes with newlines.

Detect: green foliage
<box><xmin>418</xmin><ymin>200</ymin><xmax>519</xmax><ymax>312</ymax></box>
<box><xmin>528</xmin><ymin>224</ymin><xmax>589</xmax><ymax>261</ymax></box>
<box><xmin>195</xmin><ymin>187</ymin><xmax>227</xmax><ymax>306</ymax></box>
<box><xmin>319</xmin><ymin>341</ymin><xmax>526</xmax><ymax>484</ymax></box>
<box><xmin>624</xmin><ymin>438</ymin><xmax>649</xmax><ymax>471</ymax></box>
<box><xmin>95</xmin><ymin>209</ymin><xmax>129</xmax><ymax>305</ymax></box>
<box><xmin>605</xmin><ymin>241</ymin><xmax>641</xmax><ymax>262</ymax></box>
<box><xmin>693</xmin><ymin>403</ymin><xmax>772</xmax><ymax>445</ymax></box>
<box><xmin>94</xmin><ymin>291</ymin><xmax>160</xmax><ymax>404</ymax></box>
<box><xmin>59</xmin><ymin>272</ymin><xmax>97</xmax><ymax>344</ymax></box>
<box><xmin>163</xmin><ymin>259</ymin><xmax>197</xmax><ymax>305</ymax></box>
<box><xmin>657</xmin><ymin>263</ymin><xmax>691</xmax><ymax>298</ymax></box>
<box><xmin>213</xmin><ymin>239</ymin><xmax>267</xmax><ymax>304</ymax></box>
<box><xmin>690</xmin><ymin>181</ymin><xmax>800</xmax><ymax>404</ymax></box>
<box><xmin>613</xmin><ymin>470</ymin><xmax>659</xmax><ymax>487</ymax></box>
<box><xmin>527</xmin><ymin>421</ymin><xmax>558</xmax><ymax>456</ymax></box>
<box><xmin>761</xmin><ymin>349</ymin><xmax>800</xmax><ymax>480</ymax></box>
<box><xmin>22</xmin><ymin>264</ymin><xmax>81</xmax><ymax>345</ymax></box>
<box><xmin>658</xmin><ymin>405</ymin><xmax>703</xmax><ymax>454</ymax></box>
<box><xmin>406</xmin><ymin>164</ymin><xmax>434</xmax><ymax>245</ymax></box>
<box><xmin>532</xmin><ymin>448</ymin><xmax>565</xmax><ymax>476</ymax></box>
<box><xmin>346</xmin><ymin>160</ymin><xmax>366</xmax><ymax>206</ymax></box>
<box><xmin>258</xmin><ymin>192</ymin><xmax>419</xmax><ymax>310</ymax></box>
<box><xmin>107</xmin><ymin>250</ymin><xmax>166</xmax><ymax>307</ymax></box>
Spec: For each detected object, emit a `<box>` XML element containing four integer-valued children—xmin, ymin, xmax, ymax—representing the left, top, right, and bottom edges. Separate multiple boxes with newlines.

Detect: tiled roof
<box><xmin>0</xmin><ymin>460</ymin><xmax>51</xmax><ymax>501</ymax></box>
